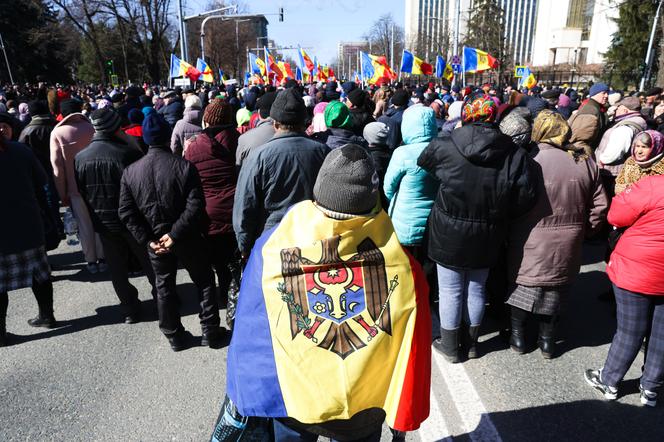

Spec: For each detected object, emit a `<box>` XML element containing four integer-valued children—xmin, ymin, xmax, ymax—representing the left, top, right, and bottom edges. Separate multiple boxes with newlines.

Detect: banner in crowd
<box><xmin>196</xmin><ymin>58</ymin><xmax>214</xmax><ymax>83</ymax></box>
<box><xmin>361</xmin><ymin>52</ymin><xmax>397</xmax><ymax>85</ymax></box>
<box><xmin>169</xmin><ymin>54</ymin><xmax>201</xmax><ymax>82</ymax></box>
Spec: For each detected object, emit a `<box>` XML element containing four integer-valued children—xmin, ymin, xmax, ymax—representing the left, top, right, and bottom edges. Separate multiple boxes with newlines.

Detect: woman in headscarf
<box><xmin>441</xmin><ymin>100</ymin><xmax>463</xmax><ymax>134</ymax></box>
<box><xmin>430</xmin><ymin>99</ymin><xmax>447</xmax><ymax>133</ymax></box>
<box><xmin>507</xmin><ymin>110</ymin><xmax>608</xmax><ymax>359</ymax></box>
<box><xmin>614</xmin><ymin>130</ymin><xmax>664</xmax><ymax>195</ymax></box>
<box><xmin>305</xmin><ymin>101</ymin><xmax>328</xmax><ymax>136</ymax></box>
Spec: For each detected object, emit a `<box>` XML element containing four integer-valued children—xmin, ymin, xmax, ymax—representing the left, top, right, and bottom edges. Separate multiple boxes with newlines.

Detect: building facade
<box><xmin>404</xmin><ymin>0</ymin><xmax>538</xmax><ymax>64</ymax></box>
<box><xmin>531</xmin><ymin>0</ymin><xmax>623</xmax><ymax>66</ymax></box>
<box><xmin>338</xmin><ymin>41</ymin><xmax>369</xmax><ymax>78</ymax></box>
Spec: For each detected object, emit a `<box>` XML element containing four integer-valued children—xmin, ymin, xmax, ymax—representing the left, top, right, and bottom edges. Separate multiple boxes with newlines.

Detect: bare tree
<box><xmin>362</xmin><ymin>13</ymin><xmax>405</xmax><ymax>70</ymax></box>
<box><xmin>657</xmin><ymin>12</ymin><xmax>664</xmax><ymax>87</ymax></box>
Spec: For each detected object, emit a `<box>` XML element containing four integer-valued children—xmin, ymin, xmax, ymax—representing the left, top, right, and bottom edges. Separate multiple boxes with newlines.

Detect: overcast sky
<box><xmin>187</xmin><ymin>0</ymin><xmax>406</xmax><ymax>64</ymax></box>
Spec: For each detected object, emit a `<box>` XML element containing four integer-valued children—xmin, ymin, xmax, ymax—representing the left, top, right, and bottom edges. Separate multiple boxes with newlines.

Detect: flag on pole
<box><xmin>519</xmin><ymin>67</ymin><xmax>537</xmax><ymax>89</ymax></box>
<box><xmin>462</xmin><ymin>47</ymin><xmax>499</xmax><ymax>73</ymax></box>
<box><xmin>435</xmin><ymin>56</ymin><xmax>454</xmax><ymax>81</ymax></box>
<box><xmin>265</xmin><ymin>48</ymin><xmax>279</xmax><ymax>75</ymax></box>
<box><xmin>249</xmin><ymin>53</ymin><xmax>266</xmax><ymax>76</ymax></box>
<box><xmin>218</xmin><ymin>68</ymin><xmax>227</xmax><ymax>81</ymax></box>
<box><xmin>196</xmin><ymin>58</ymin><xmax>214</xmax><ymax>83</ymax></box>
<box><xmin>297</xmin><ymin>47</ymin><xmax>315</xmax><ymax>74</ymax></box>
<box><xmin>361</xmin><ymin>52</ymin><xmax>397</xmax><ymax>85</ymax></box>
<box><xmin>400</xmin><ymin>50</ymin><xmax>433</xmax><ymax>76</ymax></box>
<box><xmin>278</xmin><ymin>61</ymin><xmax>295</xmax><ymax>79</ymax></box>
<box><xmin>169</xmin><ymin>54</ymin><xmax>201</xmax><ymax>82</ymax></box>
<box><xmin>296</xmin><ymin>66</ymin><xmax>303</xmax><ymax>82</ymax></box>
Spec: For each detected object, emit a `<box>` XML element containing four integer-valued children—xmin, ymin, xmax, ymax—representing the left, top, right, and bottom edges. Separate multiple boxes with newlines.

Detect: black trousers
<box><xmin>148</xmin><ymin>235</ymin><xmax>220</xmax><ymax>337</ymax></box>
<box><xmin>1</xmin><ymin>278</ymin><xmax>54</xmax><ymax>330</ymax></box>
<box><xmin>208</xmin><ymin>234</ymin><xmax>241</xmax><ymax>304</ymax></box>
<box><xmin>99</xmin><ymin>230</ymin><xmax>156</xmax><ymax>315</ymax></box>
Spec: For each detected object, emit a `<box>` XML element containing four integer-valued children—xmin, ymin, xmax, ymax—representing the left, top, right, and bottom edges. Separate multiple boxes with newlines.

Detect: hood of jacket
<box><xmin>55</xmin><ymin>112</ymin><xmax>90</xmax><ymax>129</ymax></box>
<box><xmin>183</xmin><ymin>108</ymin><xmax>202</xmax><ymax>125</ymax></box>
<box><xmin>401</xmin><ymin>105</ymin><xmax>437</xmax><ymax>145</ymax></box>
<box><xmin>451</xmin><ymin>123</ymin><xmax>513</xmax><ymax>165</ymax></box>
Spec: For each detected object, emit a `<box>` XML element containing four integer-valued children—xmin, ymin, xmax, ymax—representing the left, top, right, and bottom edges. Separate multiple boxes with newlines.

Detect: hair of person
<box><xmin>273</xmin><ymin>120</ymin><xmax>305</xmax><ymax>133</ymax></box>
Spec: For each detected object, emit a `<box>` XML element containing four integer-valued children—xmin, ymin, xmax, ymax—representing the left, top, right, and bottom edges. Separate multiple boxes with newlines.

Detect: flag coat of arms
<box><xmin>227</xmin><ymin>201</ymin><xmax>431</xmax><ymax>431</ymax></box>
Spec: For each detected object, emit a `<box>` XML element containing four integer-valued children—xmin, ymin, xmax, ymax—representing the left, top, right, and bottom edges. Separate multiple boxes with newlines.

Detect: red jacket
<box><xmin>183</xmin><ymin>126</ymin><xmax>238</xmax><ymax>236</ymax></box>
<box><xmin>607</xmin><ymin>174</ymin><xmax>664</xmax><ymax>295</ymax></box>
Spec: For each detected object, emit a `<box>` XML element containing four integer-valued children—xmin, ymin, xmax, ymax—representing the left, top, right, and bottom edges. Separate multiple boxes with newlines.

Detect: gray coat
<box><xmin>507</xmin><ymin>143</ymin><xmax>608</xmax><ymax>287</ymax></box>
<box><xmin>232</xmin><ymin>131</ymin><xmax>329</xmax><ymax>255</ymax></box>
<box><xmin>170</xmin><ymin>108</ymin><xmax>202</xmax><ymax>156</ymax></box>
<box><xmin>235</xmin><ymin>118</ymin><xmax>275</xmax><ymax>166</ymax></box>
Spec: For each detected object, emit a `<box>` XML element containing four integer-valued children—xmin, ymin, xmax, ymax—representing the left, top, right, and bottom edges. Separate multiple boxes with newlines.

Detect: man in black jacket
<box><xmin>75</xmin><ymin>108</ymin><xmax>155</xmax><ymax>324</ymax></box>
<box><xmin>158</xmin><ymin>90</ymin><xmax>184</xmax><ymax>128</ymax></box>
<box><xmin>378</xmin><ymin>89</ymin><xmax>409</xmax><ymax>150</ymax></box>
<box><xmin>119</xmin><ymin>112</ymin><xmax>222</xmax><ymax>351</ymax></box>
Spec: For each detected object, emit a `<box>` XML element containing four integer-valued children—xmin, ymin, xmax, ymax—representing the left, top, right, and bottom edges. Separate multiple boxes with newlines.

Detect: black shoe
<box><xmin>584</xmin><ymin>368</ymin><xmax>618</xmax><ymax>400</ymax></box>
<box><xmin>466</xmin><ymin>325</ymin><xmax>481</xmax><ymax>359</ymax></box>
<box><xmin>124</xmin><ymin>313</ymin><xmax>141</xmax><ymax>324</ymax></box>
<box><xmin>432</xmin><ymin>328</ymin><xmax>459</xmax><ymax>363</ymax></box>
<box><xmin>0</xmin><ymin>330</ymin><xmax>6</xmax><ymax>347</ymax></box>
<box><xmin>510</xmin><ymin>313</ymin><xmax>527</xmax><ymax>354</ymax></box>
<box><xmin>538</xmin><ymin>316</ymin><xmax>556</xmax><ymax>359</ymax></box>
<box><xmin>167</xmin><ymin>330</ymin><xmax>191</xmax><ymax>352</ymax></box>
<box><xmin>27</xmin><ymin>315</ymin><xmax>57</xmax><ymax>329</ymax></box>
<box><xmin>201</xmin><ymin>327</ymin><xmax>226</xmax><ymax>348</ymax></box>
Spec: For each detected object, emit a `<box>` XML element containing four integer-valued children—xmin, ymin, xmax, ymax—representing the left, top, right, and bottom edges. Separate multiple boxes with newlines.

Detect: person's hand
<box><xmin>149</xmin><ymin>241</ymin><xmax>170</xmax><ymax>255</ymax></box>
<box><xmin>158</xmin><ymin>234</ymin><xmax>174</xmax><ymax>250</ymax></box>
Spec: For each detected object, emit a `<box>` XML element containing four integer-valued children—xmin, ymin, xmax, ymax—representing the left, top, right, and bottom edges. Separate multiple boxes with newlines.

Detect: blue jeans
<box><xmin>437</xmin><ymin>265</ymin><xmax>489</xmax><ymax>330</ymax></box>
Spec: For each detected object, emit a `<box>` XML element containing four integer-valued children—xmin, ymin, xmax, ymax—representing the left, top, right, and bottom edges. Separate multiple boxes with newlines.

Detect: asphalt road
<box><xmin>1</xmin><ymin>241</ymin><xmax>662</xmax><ymax>441</ymax></box>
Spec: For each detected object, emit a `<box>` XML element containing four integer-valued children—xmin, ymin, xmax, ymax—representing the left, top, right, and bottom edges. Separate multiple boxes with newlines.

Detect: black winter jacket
<box><xmin>417</xmin><ymin>123</ymin><xmax>537</xmax><ymax>269</ymax></box>
<box><xmin>377</xmin><ymin>107</ymin><xmax>406</xmax><ymax>150</ymax></box>
<box><xmin>74</xmin><ymin>133</ymin><xmax>143</xmax><ymax>234</ymax></box>
<box><xmin>18</xmin><ymin>115</ymin><xmax>56</xmax><ymax>175</ymax></box>
<box><xmin>119</xmin><ymin>145</ymin><xmax>206</xmax><ymax>245</ymax></box>
<box><xmin>348</xmin><ymin>108</ymin><xmax>375</xmax><ymax>136</ymax></box>
<box><xmin>316</xmin><ymin>127</ymin><xmax>368</xmax><ymax>150</ymax></box>
<box><xmin>158</xmin><ymin>99</ymin><xmax>184</xmax><ymax>128</ymax></box>
<box><xmin>367</xmin><ymin>144</ymin><xmax>392</xmax><ymax>209</ymax></box>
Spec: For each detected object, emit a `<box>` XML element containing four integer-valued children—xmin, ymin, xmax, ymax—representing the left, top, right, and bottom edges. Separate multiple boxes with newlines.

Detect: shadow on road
<box><xmin>458</xmin><ymin>399</ymin><xmax>663</xmax><ymax>442</ymax></box>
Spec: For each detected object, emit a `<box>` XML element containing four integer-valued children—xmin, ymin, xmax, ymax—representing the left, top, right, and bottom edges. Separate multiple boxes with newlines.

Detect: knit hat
<box><xmin>244</xmin><ymin>91</ymin><xmax>258</xmax><ymax>111</ymax></box>
<box><xmin>128</xmin><ymin>108</ymin><xmax>144</xmax><ymax>125</ymax></box>
<box><xmin>142</xmin><ymin>112</ymin><xmax>171</xmax><ymax>146</ymax></box>
<box><xmin>237</xmin><ymin>107</ymin><xmax>251</xmax><ymax>126</ymax></box>
<box><xmin>462</xmin><ymin>93</ymin><xmax>497</xmax><ymax>123</ymax></box>
<box><xmin>499</xmin><ymin>107</ymin><xmax>532</xmax><ymax>148</ymax></box>
<box><xmin>60</xmin><ymin>99</ymin><xmax>82</xmax><ymax>117</ymax></box>
<box><xmin>589</xmin><ymin>83</ymin><xmax>609</xmax><ymax>97</ymax></box>
<box><xmin>313</xmin><ymin>143</ymin><xmax>379</xmax><ymax>215</ymax></box>
<box><xmin>204</xmin><ymin>98</ymin><xmax>234</xmax><ymax>126</ymax></box>
<box><xmin>646</xmin><ymin>87</ymin><xmax>663</xmax><ymax>97</ymax></box>
<box><xmin>347</xmin><ymin>88</ymin><xmax>366</xmax><ymax>108</ymax></box>
<box><xmin>257</xmin><ymin>91</ymin><xmax>277</xmax><ymax>119</ymax></box>
<box><xmin>90</xmin><ymin>108</ymin><xmax>121</xmax><ymax>134</ymax></box>
<box><xmin>342</xmin><ymin>81</ymin><xmax>357</xmax><ymax>95</ymax></box>
<box><xmin>392</xmin><ymin>90</ymin><xmax>409</xmax><ymax>107</ymax></box>
<box><xmin>608</xmin><ymin>92</ymin><xmax>623</xmax><ymax>107</ymax></box>
<box><xmin>324</xmin><ymin>100</ymin><xmax>352</xmax><ymax>129</ymax></box>
<box><xmin>617</xmin><ymin>96</ymin><xmax>641</xmax><ymax>111</ymax></box>
<box><xmin>270</xmin><ymin>88</ymin><xmax>306</xmax><ymax>125</ymax></box>
<box><xmin>28</xmin><ymin>100</ymin><xmax>49</xmax><ymax>116</ymax></box>
<box><xmin>557</xmin><ymin>94</ymin><xmax>571</xmax><ymax>108</ymax></box>
<box><xmin>324</xmin><ymin>81</ymin><xmax>341</xmax><ymax>101</ymax></box>
<box><xmin>363</xmin><ymin>122</ymin><xmax>389</xmax><ymax>146</ymax></box>
<box><xmin>184</xmin><ymin>95</ymin><xmax>202</xmax><ymax>109</ymax></box>
<box><xmin>313</xmin><ymin>101</ymin><xmax>329</xmax><ymax>115</ymax></box>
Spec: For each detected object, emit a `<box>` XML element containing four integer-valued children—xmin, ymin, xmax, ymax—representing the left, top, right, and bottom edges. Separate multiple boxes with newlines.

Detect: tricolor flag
<box><xmin>297</xmin><ymin>47</ymin><xmax>315</xmax><ymax>74</ymax></box>
<box><xmin>264</xmin><ymin>47</ymin><xmax>278</xmax><ymax>75</ymax></box>
<box><xmin>278</xmin><ymin>61</ymin><xmax>295</xmax><ymax>79</ymax></box>
<box><xmin>249</xmin><ymin>53</ymin><xmax>265</xmax><ymax>76</ymax></box>
<box><xmin>169</xmin><ymin>54</ymin><xmax>201</xmax><ymax>82</ymax></box>
<box><xmin>435</xmin><ymin>56</ymin><xmax>454</xmax><ymax>81</ymax></box>
<box><xmin>196</xmin><ymin>58</ymin><xmax>214</xmax><ymax>83</ymax></box>
<box><xmin>361</xmin><ymin>52</ymin><xmax>397</xmax><ymax>85</ymax></box>
<box><xmin>295</xmin><ymin>66</ymin><xmax>303</xmax><ymax>82</ymax></box>
<box><xmin>463</xmin><ymin>47</ymin><xmax>499</xmax><ymax>73</ymax></box>
<box><xmin>400</xmin><ymin>50</ymin><xmax>433</xmax><ymax>76</ymax></box>
<box><xmin>227</xmin><ymin>201</ymin><xmax>431</xmax><ymax>431</ymax></box>
<box><xmin>218</xmin><ymin>68</ymin><xmax>227</xmax><ymax>81</ymax></box>
<box><xmin>519</xmin><ymin>67</ymin><xmax>537</xmax><ymax>89</ymax></box>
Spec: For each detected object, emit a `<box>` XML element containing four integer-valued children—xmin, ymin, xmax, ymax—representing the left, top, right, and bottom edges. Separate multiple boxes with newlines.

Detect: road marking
<box><xmin>417</xmin><ymin>382</ymin><xmax>453</xmax><ymax>442</ymax></box>
<box><xmin>431</xmin><ymin>350</ymin><xmax>503</xmax><ymax>442</ymax></box>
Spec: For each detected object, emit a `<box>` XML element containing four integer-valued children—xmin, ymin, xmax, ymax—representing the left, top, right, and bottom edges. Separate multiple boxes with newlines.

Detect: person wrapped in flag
<box><xmin>226</xmin><ymin>144</ymin><xmax>431</xmax><ymax>440</ymax></box>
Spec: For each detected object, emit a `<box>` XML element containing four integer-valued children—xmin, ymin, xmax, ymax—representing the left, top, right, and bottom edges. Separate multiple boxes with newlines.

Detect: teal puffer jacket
<box><xmin>384</xmin><ymin>105</ymin><xmax>438</xmax><ymax>246</ymax></box>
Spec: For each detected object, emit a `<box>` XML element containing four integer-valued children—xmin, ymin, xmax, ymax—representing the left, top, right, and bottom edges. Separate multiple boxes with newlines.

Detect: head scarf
<box><xmin>531</xmin><ymin>110</ymin><xmax>571</xmax><ymax>148</ymax></box>
<box><xmin>462</xmin><ymin>92</ymin><xmax>497</xmax><ymax>124</ymax></box>
<box><xmin>632</xmin><ymin>130</ymin><xmax>664</xmax><ymax>167</ymax></box>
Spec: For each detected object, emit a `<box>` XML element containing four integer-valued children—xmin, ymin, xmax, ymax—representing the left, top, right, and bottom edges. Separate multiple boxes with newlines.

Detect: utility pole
<box><xmin>177</xmin><ymin>0</ymin><xmax>188</xmax><ymax>61</ymax></box>
<box><xmin>0</xmin><ymin>32</ymin><xmax>13</xmax><ymax>84</ymax></box>
<box><xmin>390</xmin><ymin>23</ymin><xmax>395</xmax><ymax>72</ymax></box>
<box><xmin>452</xmin><ymin>0</ymin><xmax>461</xmax><ymax>86</ymax></box>
<box><xmin>640</xmin><ymin>0</ymin><xmax>663</xmax><ymax>91</ymax></box>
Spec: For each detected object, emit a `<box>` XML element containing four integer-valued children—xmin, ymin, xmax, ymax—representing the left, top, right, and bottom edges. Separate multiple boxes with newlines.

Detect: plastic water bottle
<box><xmin>63</xmin><ymin>208</ymin><xmax>79</xmax><ymax>246</ymax></box>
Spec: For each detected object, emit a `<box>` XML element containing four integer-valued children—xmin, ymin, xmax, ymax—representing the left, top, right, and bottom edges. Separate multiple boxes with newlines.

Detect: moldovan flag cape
<box><xmin>463</xmin><ymin>47</ymin><xmax>499</xmax><ymax>73</ymax></box>
<box><xmin>227</xmin><ymin>201</ymin><xmax>431</xmax><ymax>431</ymax></box>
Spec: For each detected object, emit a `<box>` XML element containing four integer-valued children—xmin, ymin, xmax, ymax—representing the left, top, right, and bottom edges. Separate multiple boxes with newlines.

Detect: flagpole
<box><xmin>398</xmin><ymin>50</ymin><xmax>404</xmax><ymax>83</ymax></box>
<box><xmin>461</xmin><ymin>46</ymin><xmax>465</xmax><ymax>88</ymax></box>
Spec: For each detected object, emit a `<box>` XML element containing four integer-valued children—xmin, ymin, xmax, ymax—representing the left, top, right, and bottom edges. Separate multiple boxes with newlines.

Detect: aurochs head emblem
<box><xmin>278</xmin><ymin>236</ymin><xmax>398</xmax><ymax>359</ymax></box>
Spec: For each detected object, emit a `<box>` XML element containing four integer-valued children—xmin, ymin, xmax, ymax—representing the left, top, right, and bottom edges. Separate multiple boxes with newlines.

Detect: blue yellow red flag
<box><xmin>361</xmin><ymin>52</ymin><xmax>397</xmax><ymax>85</ymax></box>
<box><xmin>463</xmin><ymin>47</ymin><xmax>499</xmax><ymax>73</ymax></box>
<box><xmin>169</xmin><ymin>54</ymin><xmax>201</xmax><ymax>82</ymax></box>
<box><xmin>227</xmin><ymin>201</ymin><xmax>431</xmax><ymax>431</ymax></box>
<box><xmin>196</xmin><ymin>58</ymin><xmax>214</xmax><ymax>83</ymax></box>
<box><xmin>519</xmin><ymin>67</ymin><xmax>537</xmax><ymax>89</ymax></box>
<box><xmin>400</xmin><ymin>50</ymin><xmax>433</xmax><ymax>76</ymax></box>
<box><xmin>297</xmin><ymin>47</ymin><xmax>315</xmax><ymax>74</ymax></box>
<box><xmin>435</xmin><ymin>55</ymin><xmax>454</xmax><ymax>81</ymax></box>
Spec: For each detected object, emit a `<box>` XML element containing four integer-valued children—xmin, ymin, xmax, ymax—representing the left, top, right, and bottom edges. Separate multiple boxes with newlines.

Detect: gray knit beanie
<box><xmin>363</xmin><ymin>122</ymin><xmax>389</xmax><ymax>146</ymax></box>
<box><xmin>90</xmin><ymin>108</ymin><xmax>121</xmax><ymax>134</ymax></box>
<box><xmin>313</xmin><ymin>144</ymin><xmax>379</xmax><ymax>215</ymax></box>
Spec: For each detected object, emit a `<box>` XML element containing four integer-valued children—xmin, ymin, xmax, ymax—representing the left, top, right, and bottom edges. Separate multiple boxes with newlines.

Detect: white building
<box><xmin>404</xmin><ymin>0</ymin><xmax>539</xmax><ymax>64</ymax></box>
<box><xmin>531</xmin><ymin>0</ymin><xmax>623</xmax><ymax>66</ymax></box>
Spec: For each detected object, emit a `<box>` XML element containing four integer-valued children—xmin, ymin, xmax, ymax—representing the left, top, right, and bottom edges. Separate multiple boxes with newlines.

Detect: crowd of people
<box><xmin>1</xmin><ymin>75</ymin><xmax>663</xmax><ymax>440</ymax></box>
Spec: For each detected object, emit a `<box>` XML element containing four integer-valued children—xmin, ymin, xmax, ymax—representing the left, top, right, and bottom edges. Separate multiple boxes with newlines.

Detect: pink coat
<box><xmin>607</xmin><ymin>174</ymin><xmax>664</xmax><ymax>295</ymax></box>
<box><xmin>50</xmin><ymin>113</ymin><xmax>95</xmax><ymax>199</ymax></box>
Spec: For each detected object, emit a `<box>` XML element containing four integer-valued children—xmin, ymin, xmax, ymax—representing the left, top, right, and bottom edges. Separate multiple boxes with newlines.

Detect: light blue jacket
<box><xmin>384</xmin><ymin>105</ymin><xmax>439</xmax><ymax>246</ymax></box>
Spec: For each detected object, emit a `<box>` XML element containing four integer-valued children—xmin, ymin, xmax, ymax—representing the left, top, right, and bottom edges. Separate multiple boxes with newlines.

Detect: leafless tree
<box><xmin>362</xmin><ymin>13</ymin><xmax>405</xmax><ymax>70</ymax></box>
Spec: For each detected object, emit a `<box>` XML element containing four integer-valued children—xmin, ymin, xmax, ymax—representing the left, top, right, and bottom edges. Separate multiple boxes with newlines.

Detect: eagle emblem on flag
<box><xmin>279</xmin><ymin>236</ymin><xmax>397</xmax><ymax>359</ymax></box>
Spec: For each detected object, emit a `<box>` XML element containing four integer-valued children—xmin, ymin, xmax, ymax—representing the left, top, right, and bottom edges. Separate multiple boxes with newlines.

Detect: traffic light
<box><xmin>279</xmin><ymin>7</ymin><xmax>284</xmax><ymax>22</ymax></box>
<box><xmin>106</xmin><ymin>59</ymin><xmax>115</xmax><ymax>76</ymax></box>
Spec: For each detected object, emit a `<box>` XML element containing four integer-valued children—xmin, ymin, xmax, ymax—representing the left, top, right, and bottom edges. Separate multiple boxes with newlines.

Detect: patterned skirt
<box><xmin>0</xmin><ymin>246</ymin><xmax>51</xmax><ymax>293</ymax></box>
<box><xmin>506</xmin><ymin>284</ymin><xmax>570</xmax><ymax>316</ymax></box>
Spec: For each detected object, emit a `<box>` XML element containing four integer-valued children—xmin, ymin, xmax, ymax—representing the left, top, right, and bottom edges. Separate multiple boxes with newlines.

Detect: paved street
<box><xmin>1</xmin><ymin>241</ymin><xmax>662</xmax><ymax>441</ymax></box>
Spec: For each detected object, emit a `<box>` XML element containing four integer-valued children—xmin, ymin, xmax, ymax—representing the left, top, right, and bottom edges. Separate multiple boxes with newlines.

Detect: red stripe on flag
<box><xmin>421</xmin><ymin>62</ymin><xmax>434</xmax><ymax>76</ymax></box>
<box><xmin>392</xmin><ymin>249</ymin><xmax>431</xmax><ymax>431</ymax></box>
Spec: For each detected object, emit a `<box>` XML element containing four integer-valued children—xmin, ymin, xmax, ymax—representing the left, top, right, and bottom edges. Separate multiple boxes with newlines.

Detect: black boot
<box><xmin>28</xmin><ymin>279</ymin><xmax>56</xmax><ymax>328</ymax></box>
<box><xmin>538</xmin><ymin>315</ymin><xmax>557</xmax><ymax>359</ymax></box>
<box><xmin>466</xmin><ymin>325</ymin><xmax>481</xmax><ymax>359</ymax></box>
<box><xmin>433</xmin><ymin>328</ymin><xmax>459</xmax><ymax>363</ymax></box>
<box><xmin>510</xmin><ymin>307</ymin><xmax>528</xmax><ymax>354</ymax></box>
